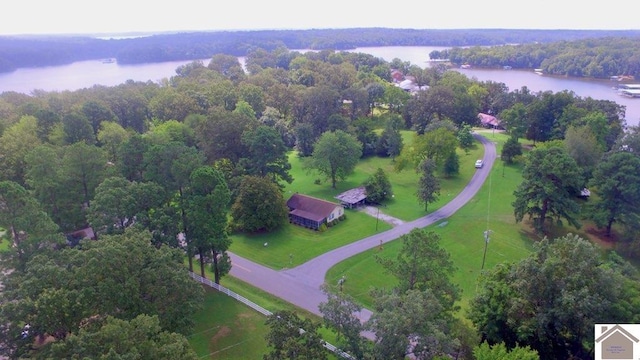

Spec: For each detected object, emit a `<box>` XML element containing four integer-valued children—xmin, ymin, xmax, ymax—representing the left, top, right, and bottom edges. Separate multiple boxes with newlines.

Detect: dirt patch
<box><xmin>584</xmin><ymin>225</ymin><xmax>617</xmax><ymax>250</ymax></box>
<box><xmin>210</xmin><ymin>326</ymin><xmax>231</xmax><ymax>346</ymax></box>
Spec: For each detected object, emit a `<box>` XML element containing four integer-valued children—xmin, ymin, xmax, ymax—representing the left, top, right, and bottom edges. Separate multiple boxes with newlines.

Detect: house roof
<box><xmin>478</xmin><ymin>113</ymin><xmax>501</xmax><ymax>127</ymax></box>
<box><xmin>596</xmin><ymin>324</ymin><xmax>640</xmax><ymax>343</ymax></box>
<box><xmin>334</xmin><ymin>186</ymin><xmax>367</xmax><ymax>205</ymax></box>
<box><xmin>287</xmin><ymin>194</ymin><xmax>340</xmax><ymax>222</ymax></box>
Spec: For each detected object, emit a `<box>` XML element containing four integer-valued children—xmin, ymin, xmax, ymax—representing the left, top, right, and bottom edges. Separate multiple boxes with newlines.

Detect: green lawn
<box><xmin>230</xmin><ymin>210</ymin><xmax>392</xmax><ymax>269</ymax></box>
<box><xmin>188</xmin><ymin>288</ymin><xmax>270</xmax><ymax>360</ymax></box>
<box><xmin>189</xmin><ymin>265</ymin><xmax>339</xmax><ymax>360</ymax></box>
<box><xmin>0</xmin><ymin>228</ymin><xmax>8</xmax><ymax>251</ymax></box>
<box><xmin>282</xmin><ymin>131</ymin><xmax>485</xmax><ymax>222</ymax></box>
<box><xmin>326</xmin><ymin>130</ymin><xmax>536</xmax><ymax>313</ymax></box>
<box><xmin>229</xmin><ymin>131</ymin><xmax>485</xmax><ymax>269</ymax></box>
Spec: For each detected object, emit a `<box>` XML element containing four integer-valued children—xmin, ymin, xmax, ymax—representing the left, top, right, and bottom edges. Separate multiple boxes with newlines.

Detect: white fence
<box><xmin>189</xmin><ymin>272</ymin><xmax>354</xmax><ymax>359</ymax></box>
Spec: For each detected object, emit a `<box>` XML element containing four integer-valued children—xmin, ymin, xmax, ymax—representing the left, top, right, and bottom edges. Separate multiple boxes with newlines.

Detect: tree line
<box><xmin>431</xmin><ymin>36</ymin><xmax>640</xmax><ymax>79</ymax></box>
<box><xmin>0</xmin><ymin>45</ymin><xmax>639</xmax><ymax>358</ymax></box>
<box><xmin>2</xmin><ymin>28</ymin><xmax>640</xmax><ymax>72</ymax></box>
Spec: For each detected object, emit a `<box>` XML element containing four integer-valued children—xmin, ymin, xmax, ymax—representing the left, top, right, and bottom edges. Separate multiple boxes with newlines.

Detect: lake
<box><xmin>1</xmin><ymin>46</ymin><xmax>638</xmax><ymax>126</ymax></box>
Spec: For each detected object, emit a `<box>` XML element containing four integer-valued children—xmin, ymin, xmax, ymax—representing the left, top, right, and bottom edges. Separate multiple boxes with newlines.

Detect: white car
<box><xmin>475</xmin><ymin>159</ymin><xmax>484</xmax><ymax>168</ymax></box>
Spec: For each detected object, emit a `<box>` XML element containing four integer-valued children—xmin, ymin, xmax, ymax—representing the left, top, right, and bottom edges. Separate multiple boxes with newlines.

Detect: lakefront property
<box><xmin>286</xmin><ymin>193</ymin><xmax>344</xmax><ymax>231</ymax></box>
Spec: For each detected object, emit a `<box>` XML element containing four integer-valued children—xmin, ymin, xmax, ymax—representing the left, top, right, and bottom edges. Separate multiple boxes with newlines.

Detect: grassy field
<box><xmin>326</xmin><ymin>130</ymin><xmax>536</xmax><ymax>313</ymax></box>
<box><xmin>230</xmin><ymin>210</ymin><xmax>392</xmax><ymax>269</ymax></box>
<box><xmin>228</xmin><ymin>130</ymin><xmax>485</xmax><ymax>269</ymax></box>
<box><xmin>189</xmin><ymin>264</ymin><xmax>339</xmax><ymax>360</ymax></box>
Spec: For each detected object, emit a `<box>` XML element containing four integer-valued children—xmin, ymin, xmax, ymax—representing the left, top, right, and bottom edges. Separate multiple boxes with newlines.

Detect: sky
<box><xmin>2</xmin><ymin>0</ymin><xmax>639</xmax><ymax>36</ymax></box>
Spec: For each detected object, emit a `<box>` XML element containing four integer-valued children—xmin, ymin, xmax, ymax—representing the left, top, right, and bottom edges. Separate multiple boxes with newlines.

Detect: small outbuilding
<box><xmin>334</xmin><ymin>186</ymin><xmax>367</xmax><ymax>209</ymax></box>
<box><xmin>286</xmin><ymin>194</ymin><xmax>344</xmax><ymax>231</ymax></box>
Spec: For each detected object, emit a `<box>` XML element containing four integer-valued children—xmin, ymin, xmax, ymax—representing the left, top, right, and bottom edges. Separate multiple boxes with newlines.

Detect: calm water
<box><xmin>1</xmin><ymin>46</ymin><xmax>638</xmax><ymax>126</ymax></box>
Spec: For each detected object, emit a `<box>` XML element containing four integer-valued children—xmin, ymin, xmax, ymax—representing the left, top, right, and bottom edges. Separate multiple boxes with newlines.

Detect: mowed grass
<box><xmin>326</xmin><ymin>130</ymin><xmax>536</xmax><ymax>313</ymax></box>
<box><xmin>230</xmin><ymin>210</ymin><xmax>392</xmax><ymax>269</ymax></box>
<box><xmin>229</xmin><ymin>130</ymin><xmax>484</xmax><ymax>269</ymax></box>
<box><xmin>189</xmin><ymin>264</ymin><xmax>339</xmax><ymax>360</ymax></box>
<box><xmin>188</xmin><ymin>288</ymin><xmax>270</xmax><ymax>360</ymax></box>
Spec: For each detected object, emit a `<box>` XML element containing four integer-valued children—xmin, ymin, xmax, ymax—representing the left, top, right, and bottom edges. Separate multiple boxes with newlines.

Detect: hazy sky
<box><xmin>3</xmin><ymin>0</ymin><xmax>638</xmax><ymax>36</ymax></box>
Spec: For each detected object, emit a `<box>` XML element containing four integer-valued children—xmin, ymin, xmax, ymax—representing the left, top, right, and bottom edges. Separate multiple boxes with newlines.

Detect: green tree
<box><xmin>306</xmin><ymin>130</ymin><xmax>362</xmax><ymax>189</ymax></box>
<box><xmin>473</xmin><ymin>342</ymin><xmax>539</xmax><ymax>360</ymax></box>
<box><xmin>194</xmin><ymin>108</ymin><xmax>257</xmax><ymax>163</ymax></box>
<box><xmin>512</xmin><ymin>146</ymin><xmax>583</xmax><ymax>232</ymax></box>
<box><xmin>376</xmin><ymin>114</ymin><xmax>404</xmax><ymax>158</ymax></box>
<box><xmin>318</xmin><ymin>286</ymin><xmax>369</xmax><ymax>359</ymax></box>
<box><xmin>231</xmin><ymin>176</ymin><xmax>289</xmax><ymax>233</ymax></box>
<box><xmin>457</xmin><ymin>122</ymin><xmax>474</xmax><ymax>153</ymax></box>
<box><xmin>376</xmin><ymin>228</ymin><xmax>459</xmax><ymax>309</ymax></box>
<box><xmin>383</xmin><ymin>83</ymin><xmax>411</xmax><ymax>114</ymax></box>
<box><xmin>0</xmin><ymin>228</ymin><xmax>204</xmax><ymax>357</ymax></box>
<box><xmin>364</xmin><ymin>168</ymin><xmax>393</xmax><ymax>204</ymax></box>
<box><xmin>443</xmin><ymin>151</ymin><xmax>460</xmax><ymax>178</ymax></box>
<box><xmin>263</xmin><ymin>310</ymin><xmax>328</xmax><ymax>360</ymax></box>
<box><xmin>208</xmin><ymin>53</ymin><xmax>246</xmax><ymax>82</ymax></box>
<box><xmin>0</xmin><ymin>181</ymin><xmax>65</xmax><ymax>271</ymax></box>
<box><xmin>416</xmin><ymin>158</ymin><xmax>440</xmax><ymax>212</ymax></box>
<box><xmin>186</xmin><ymin>166</ymin><xmax>231</xmax><ymax>283</ymax></box>
<box><xmin>87</xmin><ymin>177</ymin><xmax>166</xmax><ymax>237</ymax></box>
<box><xmin>564</xmin><ymin>125</ymin><xmax>603</xmax><ymax>182</ymax></box>
<box><xmin>34</xmin><ymin>108</ymin><xmax>61</xmax><ymax>141</ymax></box>
<box><xmin>499</xmin><ymin>103</ymin><xmax>528</xmax><ymax>139</ymax></box>
<box><xmin>588</xmin><ymin>151</ymin><xmax>640</xmax><ymax>236</ymax></box>
<box><xmin>395</xmin><ymin>127</ymin><xmax>457</xmax><ymax>172</ymax></box>
<box><xmin>368</xmin><ymin>288</ymin><xmax>460</xmax><ymax>360</ymax></box>
<box><xmin>468</xmin><ymin>234</ymin><xmax>640</xmax><ymax>359</ymax></box>
<box><xmin>97</xmin><ymin>120</ymin><xmax>131</xmax><ymax>162</ymax></box>
<box><xmin>81</xmin><ymin>99</ymin><xmax>117</xmax><ymax>135</ymax></box>
<box><xmin>241</xmin><ymin>125</ymin><xmax>293</xmax><ymax>185</ymax></box>
<box><xmin>142</xmin><ymin>141</ymin><xmax>204</xmax><ymax>272</ymax></box>
<box><xmin>24</xmin><ymin>145</ymin><xmax>68</xmax><ymax>227</ymax></box>
<box><xmin>0</xmin><ymin>115</ymin><xmax>41</xmax><ymax>184</ymax></box>
<box><xmin>501</xmin><ymin>136</ymin><xmax>522</xmax><ymax>164</ymax></box>
<box><xmin>61</xmin><ymin>142</ymin><xmax>109</xmax><ymax>208</ymax></box>
<box><xmin>117</xmin><ymin>134</ymin><xmax>150</xmax><ymax>182</ymax></box>
<box><xmin>147</xmin><ymin>119</ymin><xmax>196</xmax><ymax>147</ymax></box>
<box><xmin>44</xmin><ymin>315</ymin><xmax>198</xmax><ymax>360</ymax></box>
<box><xmin>62</xmin><ymin>111</ymin><xmax>96</xmax><ymax>145</ymax></box>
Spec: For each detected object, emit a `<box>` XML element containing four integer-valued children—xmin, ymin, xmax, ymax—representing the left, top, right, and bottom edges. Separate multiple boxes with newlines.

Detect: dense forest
<box><xmin>430</xmin><ymin>36</ymin><xmax>640</xmax><ymax>79</ymax></box>
<box><xmin>2</xmin><ymin>28</ymin><xmax>640</xmax><ymax>72</ymax></box>
<box><xmin>2</xmin><ymin>45</ymin><xmax>640</xmax><ymax>359</ymax></box>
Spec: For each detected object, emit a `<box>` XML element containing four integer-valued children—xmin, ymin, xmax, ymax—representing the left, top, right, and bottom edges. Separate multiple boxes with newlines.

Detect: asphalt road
<box><xmin>228</xmin><ymin>133</ymin><xmax>496</xmax><ymax>324</ymax></box>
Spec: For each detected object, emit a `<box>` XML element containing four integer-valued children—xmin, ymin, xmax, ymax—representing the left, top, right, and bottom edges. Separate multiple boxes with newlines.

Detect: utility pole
<box><xmin>481</xmin><ymin>230</ymin><xmax>492</xmax><ymax>270</ymax></box>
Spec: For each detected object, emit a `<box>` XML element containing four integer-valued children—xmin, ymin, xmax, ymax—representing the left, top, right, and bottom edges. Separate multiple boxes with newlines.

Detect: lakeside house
<box><xmin>286</xmin><ymin>194</ymin><xmax>344</xmax><ymax>231</ymax></box>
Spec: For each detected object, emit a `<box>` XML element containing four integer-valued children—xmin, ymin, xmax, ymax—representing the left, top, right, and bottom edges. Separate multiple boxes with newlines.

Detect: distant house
<box><xmin>334</xmin><ymin>186</ymin><xmax>367</xmax><ymax>208</ymax></box>
<box><xmin>286</xmin><ymin>194</ymin><xmax>344</xmax><ymax>230</ymax></box>
<box><xmin>390</xmin><ymin>69</ymin><xmax>404</xmax><ymax>82</ymax></box>
<box><xmin>66</xmin><ymin>227</ymin><xmax>96</xmax><ymax>246</ymax></box>
<box><xmin>478</xmin><ymin>113</ymin><xmax>503</xmax><ymax>129</ymax></box>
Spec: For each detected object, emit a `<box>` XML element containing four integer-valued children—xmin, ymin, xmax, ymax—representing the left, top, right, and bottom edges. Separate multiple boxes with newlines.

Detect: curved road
<box><xmin>228</xmin><ymin>134</ymin><xmax>496</xmax><ymax>323</ymax></box>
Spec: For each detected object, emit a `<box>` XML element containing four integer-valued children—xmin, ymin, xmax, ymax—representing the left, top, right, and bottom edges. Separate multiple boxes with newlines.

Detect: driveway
<box><xmin>228</xmin><ymin>133</ymin><xmax>496</xmax><ymax>323</ymax></box>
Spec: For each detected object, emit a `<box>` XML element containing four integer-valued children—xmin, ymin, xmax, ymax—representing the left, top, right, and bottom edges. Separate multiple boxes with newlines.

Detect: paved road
<box><xmin>228</xmin><ymin>133</ymin><xmax>496</xmax><ymax>323</ymax></box>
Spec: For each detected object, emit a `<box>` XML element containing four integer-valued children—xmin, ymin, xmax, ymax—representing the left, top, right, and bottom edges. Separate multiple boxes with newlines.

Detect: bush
<box><xmin>319</xmin><ymin>223</ymin><xmax>328</xmax><ymax>232</ymax></box>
